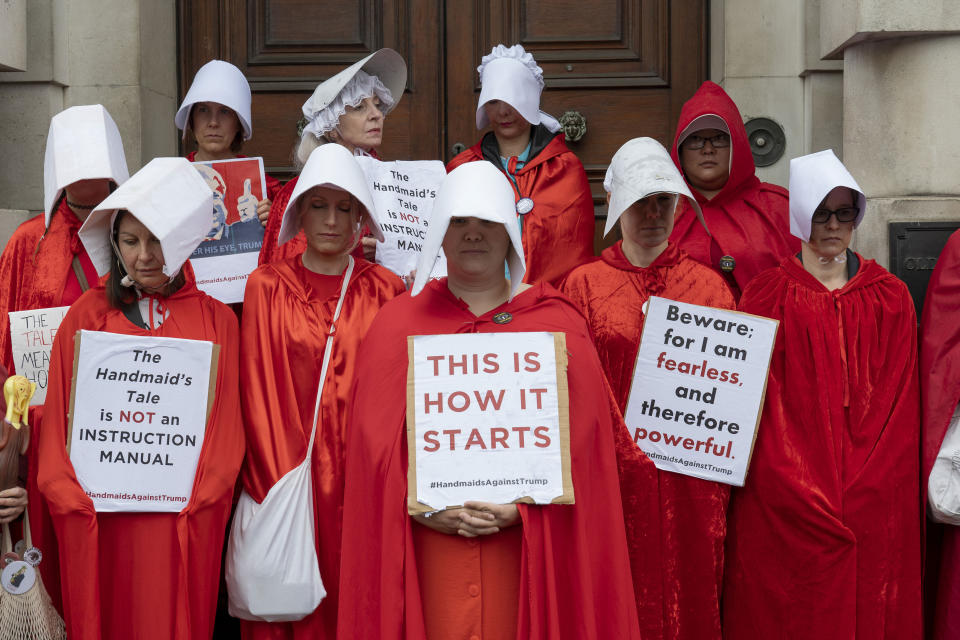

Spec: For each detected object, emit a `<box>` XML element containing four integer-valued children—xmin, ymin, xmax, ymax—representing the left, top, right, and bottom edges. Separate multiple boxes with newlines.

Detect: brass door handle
<box><xmin>559</xmin><ymin>110</ymin><xmax>586</xmax><ymax>143</ymax></box>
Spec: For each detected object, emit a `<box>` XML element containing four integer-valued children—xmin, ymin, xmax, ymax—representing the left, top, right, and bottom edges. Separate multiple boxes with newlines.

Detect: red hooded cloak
<box><xmin>36</xmin><ymin>267</ymin><xmax>244</xmax><ymax>640</ymax></box>
<box><xmin>561</xmin><ymin>241</ymin><xmax>735</xmax><ymax>640</ymax></box>
<box><xmin>337</xmin><ymin>280</ymin><xmax>643</xmax><ymax>639</ymax></box>
<box><xmin>668</xmin><ymin>82</ymin><xmax>798</xmax><ymax>296</ymax></box>
<box><xmin>238</xmin><ymin>256</ymin><xmax>404</xmax><ymax>639</ymax></box>
<box><xmin>725</xmin><ymin>255</ymin><xmax>922</xmax><ymax>639</ymax></box>
<box><xmin>447</xmin><ymin>128</ymin><xmax>595</xmax><ymax>286</ymax></box>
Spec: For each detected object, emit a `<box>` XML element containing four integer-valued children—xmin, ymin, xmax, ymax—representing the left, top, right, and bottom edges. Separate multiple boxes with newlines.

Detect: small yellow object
<box><xmin>3</xmin><ymin>375</ymin><xmax>36</xmax><ymax>429</ymax></box>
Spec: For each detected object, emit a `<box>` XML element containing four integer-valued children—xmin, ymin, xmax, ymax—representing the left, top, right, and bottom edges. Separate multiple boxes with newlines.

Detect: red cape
<box><xmin>668</xmin><ymin>82</ymin><xmax>799</xmax><ymax>295</ymax></box>
<box><xmin>726</xmin><ymin>256</ymin><xmax>922</xmax><ymax>638</ymax></box>
<box><xmin>447</xmin><ymin>131</ymin><xmax>595</xmax><ymax>286</ymax></box>
<box><xmin>239</xmin><ymin>256</ymin><xmax>403</xmax><ymax>639</ymax></box>
<box><xmin>337</xmin><ymin>280</ymin><xmax>641</xmax><ymax>639</ymax></box>
<box><xmin>562</xmin><ymin>242</ymin><xmax>735</xmax><ymax>640</ymax></box>
<box><xmin>37</xmin><ymin>267</ymin><xmax>245</xmax><ymax>639</ymax></box>
<box><xmin>920</xmin><ymin>229</ymin><xmax>960</xmax><ymax>638</ymax></box>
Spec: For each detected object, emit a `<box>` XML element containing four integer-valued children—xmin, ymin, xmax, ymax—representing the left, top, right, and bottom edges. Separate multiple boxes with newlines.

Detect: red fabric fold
<box><xmin>238</xmin><ymin>255</ymin><xmax>404</xmax><ymax>639</ymax></box>
<box><xmin>725</xmin><ymin>255</ymin><xmax>923</xmax><ymax>639</ymax></box>
<box><xmin>562</xmin><ymin>241</ymin><xmax>735</xmax><ymax>640</ymax></box>
<box><xmin>337</xmin><ymin>280</ymin><xmax>642</xmax><ymax>639</ymax></box>
<box><xmin>37</xmin><ymin>265</ymin><xmax>244</xmax><ymax>639</ymax></box>
<box><xmin>668</xmin><ymin>82</ymin><xmax>799</xmax><ymax>293</ymax></box>
<box><xmin>447</xmin><ymin>135</ymin><xmax>595</xmax><ymax>286</ymax></box>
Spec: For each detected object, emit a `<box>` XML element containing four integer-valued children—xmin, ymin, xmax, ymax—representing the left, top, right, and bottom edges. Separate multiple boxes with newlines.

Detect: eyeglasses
<box><xmin>683</xmin><ymin>133</ymin><xmax>730</xmax><ymax>150</ymax></box>
<box><xmin>811</xmin><ymin>206</ymin><xmax>859</xmax><ymax>224</ymax></box>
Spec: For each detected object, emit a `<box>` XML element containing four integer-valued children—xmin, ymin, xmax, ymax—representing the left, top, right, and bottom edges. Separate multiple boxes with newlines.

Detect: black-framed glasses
<box><xmin>811</xmin><ymin>206</ymin><xmax>859</xmax><ymax>224</ymax></box>
<box><xmin>683</xmin><ymin>133</ymin><xmax>730</xmax><ymax>150</ymax></box>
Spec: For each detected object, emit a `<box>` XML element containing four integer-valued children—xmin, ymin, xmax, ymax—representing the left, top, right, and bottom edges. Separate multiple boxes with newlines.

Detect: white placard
<box><xmin>67</xmin><ymin>330</ymin><xmax>216</xmax><ymax>512</ymax></box>
<box><xmin>407</xmin><ymin>332</ymin><xmax>573</xmax><ymax>513</ymax></box>
<box><xmin>9</xmin><ymin>306</ymin><xmax>69</xmax><ymax>405</ymax></box>
<box><xmin>624</xmin><ymin>296</ymin><xmax>778</xmax><ymax>486</ymax></box>
<box><xmin>355</xmin><ymin>157</ymin><xmax>448</xmax><ymax>280</ymax></box>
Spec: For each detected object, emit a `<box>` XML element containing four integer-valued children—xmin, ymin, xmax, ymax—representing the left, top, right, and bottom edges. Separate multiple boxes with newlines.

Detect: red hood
<box><xmin>670</xmin><ymin>81</ymin><xmax>758</xmax><ymax>205</ymax></box>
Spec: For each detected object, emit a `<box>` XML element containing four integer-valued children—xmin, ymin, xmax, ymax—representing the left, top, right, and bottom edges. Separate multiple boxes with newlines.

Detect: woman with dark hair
<box><xmin>37</xmin><ymin>157</ymin><xmax>244</xmax><ymax>639</ymax></box>
<box><xmin>235</xmin><ymin>143</ymin><xmax>404</xmax><ymax>638</ymax></box>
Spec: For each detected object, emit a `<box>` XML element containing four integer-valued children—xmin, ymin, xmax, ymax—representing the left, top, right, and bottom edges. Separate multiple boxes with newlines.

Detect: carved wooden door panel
<box><xmin>178</xmin><ymin>1</ymin><xmax>707</xmax><ymax>247</ymax></box>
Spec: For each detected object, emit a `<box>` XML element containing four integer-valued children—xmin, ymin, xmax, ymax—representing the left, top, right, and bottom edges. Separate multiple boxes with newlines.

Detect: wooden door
<box><xmin>178</xmin><ymin>1</ymin><xmax>707</xmax><ymax>249</ymax></box>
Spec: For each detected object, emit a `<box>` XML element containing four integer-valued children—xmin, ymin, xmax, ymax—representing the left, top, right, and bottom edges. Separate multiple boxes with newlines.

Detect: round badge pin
<box><xmin>23</xmin><ymin>547</ymin><xmax>42</xmax><ymax>567</ymax></box>
<box><xmin>12</xmin><ymin>540</ymin><xmax>24</xmax><ymax>556</ymax></box>
<box><xmin>1</xmin><ymin>560</ymin><xmax>36</xmax><ymax>595</ymax></box>
<box><xmin>719</xmin><ymin>255</ymin><xmax>736</xmax><ymax>272</ymax></box>
<box><xmin>492</xmin><ymin>312</ymin><xmax>513</xmax><ymax>325</ymax></box>
<box><xmin>516</xmin><ymin>198</ymin><xmax>534</xmax><ymax>215</ymax></box>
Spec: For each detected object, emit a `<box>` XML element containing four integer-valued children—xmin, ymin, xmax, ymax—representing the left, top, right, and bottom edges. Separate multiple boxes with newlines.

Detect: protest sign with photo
<box><xmin>8</xmin><ymin>306</ymin><xmax>69</xmax><ymax>405</ymax></box>
<box><xmin>355</xmin><ymin>157</ymin><xmax>447</xmax><ymax>280</ymax></box>
<box><xmin>624</xmin><ymin>296</ymin><xmax>778</xmax><ymax>486</ymax></box>
<box><xmin>406</xmin><ymin>331</ymin><xmax>573</xmax><ymax>514</ymax></box>
<box><xmin>189</xmin><ymin>156</ymin><xmax>267</xmax><ymax>303</ymax></box>
<box><xmin>67</xmin><ymin>330</ymin><xmax>218</xmax><ymax>512</ymax></box>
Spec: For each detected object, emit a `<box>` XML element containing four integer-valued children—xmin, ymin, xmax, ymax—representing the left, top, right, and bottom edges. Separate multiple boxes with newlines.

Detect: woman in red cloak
<box><xmin>922</xmin><ymin>228</ymin><xmax>960</xmax><ymax>639</ymax></box>
<box><xmin>235</xmin><ymin>143</ymin><xmax>403</xmax><ymax>639</ymax></box>
<box><xmin>337</xmin><ymin>161</ymin><xmax>643</xmax><ymax>639</ymax></box>
<box><xmin>562</xmin><ymin>138</ymin><xmax>735</xmax><ymax>640</ymax></box>
<box><xmin>176</xmin><ymin>59</ymin><xmax>280</xmax><ymax>224</ymax></box>
<box><xmin>259</xmin><ymin>48</ymin><xmax>407</xmax><ymax>266</ymax></box>
<box><xmin>446</xmin><ymin>44</ymin><xmax>595</xmax><ymax>286</ymax></box>
<box><xmin>37</xmin><ymin>158</ymin><xmax>245</xmax><ymax>639</ymax></box>
<box><xmin>668</xmin><ymin>81</ymin><xmax>798</xmax><ymax>297</ymax></box>
<box><xmin>724</xmin><ymin>150</ymin><xmax>922</xmax><ymax>638</ymax></box>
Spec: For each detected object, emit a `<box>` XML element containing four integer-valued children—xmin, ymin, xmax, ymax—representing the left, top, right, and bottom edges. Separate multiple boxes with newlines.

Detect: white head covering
<box><xmin>43</xmin><ymin>105</ymin><xmax>129</xmax><ymax>228</ymax></box>
<box><xmin>412</xmin><ymin>161</ymin><xmax>525</xmax><ymax>299</ymax></box>
<box><xmin>475</xmin><ymin>44</ymin><xmax>561</xmax><ymax>133</ymax></box>
<box><xmin>79</xmin><ymin>158</ymin><xmax>213</xmax><ymax>279</ymax></box>
<box><xmin>175</xmin><ymin>60</ymin><xmax>253</xmax><ymax>141</ymax></box>
<box><xmin>603</xmin><ymin>137</ymin><xmax>705</xmax><ymax>236</ymax></box>
<box><xmin>301</xmin><ymin>49</ymin><xmax>407</xmax><ymax>139</ymax></box>
<box><xmin>788</xmin><ymin>149</ymin><xmax>866</xmax><ymax>242</ymax></box>
<box><xmin>676</xmin><ymin>114</ymin><xmax>730</xmax><ymax>147</ymax></box>
<box><xmin>278</xmin><ymin>143</ymin><xmax>385</xmax><ymax>246</ymax></box>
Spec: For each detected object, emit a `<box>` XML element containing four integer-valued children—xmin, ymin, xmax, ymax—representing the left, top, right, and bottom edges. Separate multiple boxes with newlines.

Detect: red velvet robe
<box><xmin>238</xmin><ymin>256</ymin><xmax>404</xmax><ymax>639</ymax></box>
<box><xmin>668</xmin><ymin>82</ymin><xmax>799</xmax><ymax>296</ymax></box>
<box><xmin>447</xmin><ymin>132</ymin><xmax>595</xmax><ymax>286</ymax></box>
<box><xmin>0</xmin><ymin>197</ymin><xmax>100</xmax><ymax>614</ymax></box>
<box><xmin>921</xmin><ymin>229</ymin><xmax>960</xmax><ymax>639</ymax></box>
<box><xmin>37</xmin><ymin>267</ymin><xmax>244</xmax><ymax>640</ymax></box>
<box><xmin>561</xmin><ymin>241</ymin><xmax>735</xmax><ymax>640</ymax></box>
<box><xmin>725</xmin><ymin>256</ymin><xmax>922</xmax><ymax>639</ymax></box>
<box><xmin>337</xmin><ymin>280</ymin><xmax>644</xmax><ymax>639</ymax></box>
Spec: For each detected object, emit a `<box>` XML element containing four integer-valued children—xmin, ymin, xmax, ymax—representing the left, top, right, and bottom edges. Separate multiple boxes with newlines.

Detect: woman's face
<box><xmin>679</xmin><ymin>128</ymin><xmax>731</xmax><ymax>195</ymax></box>
<box><xmin>64</xmin><ymin>178</ymin><xmax>112</xmax><ymax>213</ymax></box>
<box><xmin>334</xmin><ymin>96</ymin><xmax>385</xmax><ymax>152</ymax></box>
<box><xmin>619</xmin><ymin>193</ymin><xmax>678</xmax><ymax>250</ymax></box>
<box><xmin>191</xmin><ymin>101</ymin><xmax>241</xmax><ymax>157</ymax></box>
<box><xmin>299</xmin><ymin>186</ymin><xmax>362</xmax><ymax>256</ymax></box>
<box><xmin>442</xmin><ymin>216</ymin><xmax>511</xmax><ymax>283</ymax></box>
<box><xmin>806</xmin><ymin>187</ymin><xmax>856</xmax><ymax>259</ymax></box>
<box><xmin>116</xmin><ymin>214</ymin><xmax>167</xmax><ymax>290</ymax></box>
<box><xmin>483</xmin><ymin>100</ymin><xmax>530</xmax><ymax>145</ymax></box>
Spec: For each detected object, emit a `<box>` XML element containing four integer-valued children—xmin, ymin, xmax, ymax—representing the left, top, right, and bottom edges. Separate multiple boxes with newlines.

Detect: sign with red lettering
<box><xmin>624</xmin><ymin>296</ymin><xmax>778</xmax><ymax>486</ymax></box>
<box><xmin>66</xmin><ymin>330</ymin><xmax>218</xmax><ymax>512</ymax></box>
<box><xmin>9</xmin><ymin>306</ymin><xmax>69</xmax><ymax>405</ymax></box>
<box><xmin>406</xmin><ymin>332</ymin><xmax>573</xmax><ymax>514</ymax></box>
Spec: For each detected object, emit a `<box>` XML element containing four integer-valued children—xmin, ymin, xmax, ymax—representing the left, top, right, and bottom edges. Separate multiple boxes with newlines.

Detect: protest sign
<box><xmin>189</xmin><ymin>157</ymin><xmax>267</xmax><ymax>303</ymax></box>
<box><xmin>355</xmin><ymin>157</ymin><xmax>447</xmax><ymax>280</ymax></box>
<box><xmin>8</xmin><ymin>306</ymin><xmax>69</xmax><ymax>405</ymax></box>
<box><xmin>624</xmin><ymin>296</ymin><xmax>778</xmax><ymax>486</ymax></box>
<box><xmin>406</xmin><ymin>332</ymin><xmax>573</xmax><ymax>514</ymax></box>
<box><xmin>67</xmin><ymin>330</ymin><xmax>217</xmax><ymax>512</ymax></box>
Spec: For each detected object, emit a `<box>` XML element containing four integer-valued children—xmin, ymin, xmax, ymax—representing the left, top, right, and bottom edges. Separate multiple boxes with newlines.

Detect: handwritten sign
<box><xmin>624</xmin><ymin>296</ymin><xmax>778</xmax><ymax>486</ymax></box>
<box><xmin>190</xmin><ymin>157</ymin><xmax>267</xmax><ymax>303</ymax></box>
<box><xmin>355</xmin><ymin>157</ymin><xmax>447</xmax><ymax>280</ymax></box>
<box><xmin>406</xmin><ymin>332</ymin><xmax>573</xmax><ymax>514</ymax></box>
<box><xmin>67</xmin><ymin>330</ymin><xmax>217</xmax><ymax>512</ymax></box>
<box><xmin>9</xmin><ymin>306</ymin><xmax>69</xmax><ymax>405</ymax></box>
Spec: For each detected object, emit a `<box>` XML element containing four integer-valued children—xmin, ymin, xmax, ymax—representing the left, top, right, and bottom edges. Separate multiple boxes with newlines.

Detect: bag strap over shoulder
<box><xmin>304</xmin><ymin>256</ymin><xmax>355</xmax><ymax>456</ymax></box>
